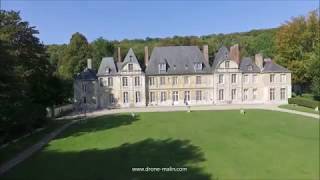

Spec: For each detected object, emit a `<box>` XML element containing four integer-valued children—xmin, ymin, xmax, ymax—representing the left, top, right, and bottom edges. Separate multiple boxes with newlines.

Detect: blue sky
<box><xmin>2</xmin><ymin>0</ymin><xmax>318</xmax><ymax>44</ymax></box>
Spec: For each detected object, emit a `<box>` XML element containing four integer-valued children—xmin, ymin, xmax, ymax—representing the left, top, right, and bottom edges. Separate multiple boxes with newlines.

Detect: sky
<box><xmin>1</xmin><ymin>0</ymin><xmax>319</xmax><ymax>44</ymax></box>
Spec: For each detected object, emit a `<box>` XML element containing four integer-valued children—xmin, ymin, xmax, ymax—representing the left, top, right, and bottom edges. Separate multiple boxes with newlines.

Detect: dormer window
<box><xmin>105</xmin><ymin>67</ymin><xmax>111</xmax><ymax>74</ymax></box>
<box><xmin>247</xmin><ymin>65</ymin><xmax>253</xmax><ymax>71</ymax></box>
<box><xmin>159</xmin><ymin>63</ymin><xmax>166</xmax><ymax>72</ymax></box>
<box><xmin>225</xmin><ymin>61</ymin><xmax>230</xmax><ymax>68</ymax></box>
<box><xmin>185</xmin><ymin>64</ymin><xmax>189</xmax><ymax>70</ymax></box>
<box><xmin>194</xmin><ymin>63</ymin><xmax>202</xmax><ymax>71</ymax></box>
<box><xmin>173</xmin><ymin>65</ymin><xmax>176</xmax><ymax>70</ymax></box>
<box><xmin>128</xmin><ymin>63</ymin><xmax>133</xmax><ymax>72</ymax></box>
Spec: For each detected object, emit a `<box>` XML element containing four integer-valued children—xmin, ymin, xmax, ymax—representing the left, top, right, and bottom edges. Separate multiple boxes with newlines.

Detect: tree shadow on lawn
<box><xmin>4</xmin><ymin>138</ymin><xmax>212</xmax><ymax>180</ymax></box>
<box><xmin>56</xmin><ymin>113</ymin><xmax>140</xmax><ymax>139</ymax></box>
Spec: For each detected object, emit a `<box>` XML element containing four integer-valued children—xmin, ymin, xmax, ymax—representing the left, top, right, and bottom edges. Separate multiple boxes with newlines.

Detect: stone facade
<box><xmin>74</xmin><ymin>45</ymin><xmax>291</xmax><ymax>110</ymax></box>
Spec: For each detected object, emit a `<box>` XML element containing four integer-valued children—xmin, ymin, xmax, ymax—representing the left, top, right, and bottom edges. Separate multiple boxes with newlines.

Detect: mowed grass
<box><xmin>2</xmin><ymin>110</ymin><xmax>319</xmax><ymax>180</ymax></box>
<box><xmin>279</xmin><ymin>104</ymin><xmax>320</xmax><ymax>115</ymax></box>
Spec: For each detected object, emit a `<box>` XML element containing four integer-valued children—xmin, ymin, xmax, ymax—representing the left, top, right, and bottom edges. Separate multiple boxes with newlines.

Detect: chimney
<box><xmin>87</xmin><ymin>58</ymin><xmax>92</xmax><ymax>69</ymax></box>
<box><xmin>202</xmin><ymin>45</ymin><xmax>209</xmax><ymax>63</ymax></box>
<box><xmin>254</xmin><ymin>53</ymin><xmax>264</xmax><ymax>69</ymax></box>
<box><xmin>144</xmin><ymin>46</ymin><xmax>149</xmax><ymax>66</ymax></box>
<box><xmin>229</xmin><ymin>44</ymin><xmax>240</xmax><ymax>65</ymax></box>
<box><xmin>117</xmin><ymin>47</ymin><xmax>121</xmax><ymax>62</ymax></box>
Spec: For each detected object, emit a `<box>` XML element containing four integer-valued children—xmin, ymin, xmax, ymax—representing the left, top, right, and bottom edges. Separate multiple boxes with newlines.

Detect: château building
<box><xmin>74</xmin><ymin>45</ymin><xmax>291</xmax><ymax>111</ymax></box>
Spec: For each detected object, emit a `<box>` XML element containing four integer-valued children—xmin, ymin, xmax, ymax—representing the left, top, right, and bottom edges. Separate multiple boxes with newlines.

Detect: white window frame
<box><xmin>231</xmin><ymin>89</ymin><xmax>236</xmax><ymax>100</ymax></box>
<box><xmin>150</xmin><ymin>92</ymin><xmax>155</xmax><ymax>102</ymax></box>
<box><xmin>231</xmin><ymin>74</ymin><xmax>236</xmax><ymax>84</ymax></box>
<box><xmin>134</xmin><ymin>76</ymin><xmax>140</xmax><ymax>86</ymax></box>
<box><xmin>108</xmin><ymin>77</ymin><xmax>113</xmax><ymax>87</ymax></box>
<box><xmin>218</xmin><ymin>89</ymin><xmax>224</xmax><ymax>100</ymax></box>
<box><xmin>270</xmin><ymin>88</ymin><xmax>275</xmax><ymax>101</ymax></box>
<box><xmin>122</xmin><ymin>77</ymin><xmax>128</xmax><ymax>86</ymax></box>
<box><xmin>160</xmin><ymin>91</ymin><xmax>167</xmax><ymax>102</ymax></box>
<box><xmin>160</xmin><ymin>77</ymin><xmax>166</xmax><ymax>85</ymax></box>
<box><xmin>196</xmin><ymin>90</ymin><xmax>202</xmax><ymax>101</ymax></box>
<box><xmin>184</xmin><ymin>76</ymin><xmax>189</xmax><ymax>85</ymax></box>
<box><xmin>270</xmin><ymin>74</ymin><xmax>275</xmax><ymax>83</ymax></box>
<box><xmin>218</xmin><ymin>74</ymin><xmax>224</xmax><ymax>84</ymax></box>
<box><xmin>172</xmin><ymin>77</ymin><xmax>178</xmax><ymax>85</ymax></box>
<box><xmin>196</xmin><ymin>76</ymin><xmax>201</xmax><ymax>84</ymax></box>
<box><xmin>123</xmin><ymin>92</ymin><xmax>129</xmax><ymax>103</ymax></box>
<box><xmin>244</xmin><ymin>89</ymin><xmax>248</xmax><ymax>101</ymax></box>
<box><xmin>184</xmin><ymin>91</ymin><xmax>190</xmax><ymax>102</ymax></box>
<box><xmin>135</xmin><ymin>91</ymin><xmax>141</xmax><ymax>103</ymax></box>
<box><xmin>253</xmin><ymin>88</ymin><xmax>257</xmax><ymax>100</ymax></box>
<box><xmin>128</xmin><ymin>63</ymin><xmax>133</xmax><ymax>72</ymax></box>
<box><xmin>280</xmin><ymin>88</ymin><xmax>286</xmax><ymax>100</ymax></box>
<box><xmin>172</xmin><ymin>91</ymin><xmax>179</xmax><ymax>102</ymax></box>
<box><xmin>149</xmin><ymin>77</ymin><xmax>155</xmax><ymax>86</ymax></box>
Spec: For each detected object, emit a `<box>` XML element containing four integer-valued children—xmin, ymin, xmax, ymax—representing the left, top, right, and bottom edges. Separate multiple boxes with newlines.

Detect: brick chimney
<box><xmin>117</xmin><ymin>47</ymin><xmax>121</xmax><ymax>62</ymax></box>
<box><xmin>202</xmin><ymin>45</ymin><xmax>209</xmax><ymax>63</ymax></box>
<box><xmin>254</xmin><ymin>53</ymin><xmax>264</xmax><ymax>69</ymax></box>
<box><xmin>87</xmin><ymin>58</ymin><xmax>92</xmax><ymax>69</ymax></box>
<box><xmin>144</xmin><ymin>46</ymin><xmax>149</xmax><ymax>66</ymax></box>
<box><xmin>229</xmin><ymin>44</ymin><xmax>240</xmax><ymax>65</ymax></box>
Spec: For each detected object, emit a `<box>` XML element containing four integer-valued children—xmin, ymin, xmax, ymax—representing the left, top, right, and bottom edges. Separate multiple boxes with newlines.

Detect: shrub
<box><xmin>288</xmin><ymin>97</ymin><xmax>320</xmax><ymax>109</ymax></box>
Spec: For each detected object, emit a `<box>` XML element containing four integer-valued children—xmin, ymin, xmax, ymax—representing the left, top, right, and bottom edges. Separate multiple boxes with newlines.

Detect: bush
<box><xmin>288</xmin><ymin>97</ymin><xmax>320</xmax><ymax>109</ymax></box>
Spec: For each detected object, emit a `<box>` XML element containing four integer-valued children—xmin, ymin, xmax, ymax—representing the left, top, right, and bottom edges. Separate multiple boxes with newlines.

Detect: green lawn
<box><xmin>279</xmin><ymin>104</ymin><xmax>320</xmax><ymax>115</ymax></box>
<box><xmin>2</xmin><ymin>110</ymin><xmax>319</xmax><ymax>180</ymax></box>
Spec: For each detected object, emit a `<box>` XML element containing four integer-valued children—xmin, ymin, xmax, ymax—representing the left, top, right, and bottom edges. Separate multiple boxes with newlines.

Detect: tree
<box><xmin>91</xmin><ymin>37</ymin><xmax>114</xmax><ymax>69</ymax></box>
<box><xmin>276</xmin><ymin>10</ymin><xmax>319</xmax><ymax>88</ymax></box>
<box><xmin>58</xmin><ymin>32</ymin><xmax>91</xmax><ymax>79</ymax></box>
<box><xmin>0</xmin><ymin>10</ymin><xmax>62</xmax><ymax>142</ymax></box>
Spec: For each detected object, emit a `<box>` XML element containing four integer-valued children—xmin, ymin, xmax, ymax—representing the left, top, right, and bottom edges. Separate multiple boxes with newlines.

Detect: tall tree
<box><xmin>91</xmin><ymin>37</ymin><xmax>114</xmax><ymax>69</ymax></box>
<box><xmin>58</xmin><ymin>32</ymin><xmax>91</xmax><ymax>79</ymax></box>
<box><xmin>276</xmin><ymin>10</ymin><xmax>319</xmax><ymax>88</ymax></box>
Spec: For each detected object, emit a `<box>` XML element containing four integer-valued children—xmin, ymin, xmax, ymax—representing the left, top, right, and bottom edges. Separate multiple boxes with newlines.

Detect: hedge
<box><xmin>288</xmin><ymin>97</ymin><xmax>320</xmax><ymax>109</ymax></box>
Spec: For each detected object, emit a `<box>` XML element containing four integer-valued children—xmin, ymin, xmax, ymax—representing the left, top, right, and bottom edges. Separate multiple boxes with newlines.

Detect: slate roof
<box><xmin>97</xmin><ymin>57</ymin><xmax>118</xmax><ymax>76</ymax></box>
<box><xmin>145</xmin><ymin>46</ymin><xmax>211</xmax><ymax>75</ymax></box>
<box><xmin>239</xmin><ymin>57</ymin><xmax>261</xmax><ymax>73</ymax></box>
<box><xmin>120</xmin><ymin>48</ymin><xmax>141</xmax><ymax>69</ymax></box>
<box><xmin>212</xmin><ymin>46</ymin><xmax>230</xmax><ymax>71</ymax></box>
<box><xmin>75</xmin><ymin>68</ymin><xmax>97</xmax><ymax>81</ymax></box>
<box><xmin>262</xmin><ymin>61</ymin><xmax>290</xmax><ymax>73</ymax></box>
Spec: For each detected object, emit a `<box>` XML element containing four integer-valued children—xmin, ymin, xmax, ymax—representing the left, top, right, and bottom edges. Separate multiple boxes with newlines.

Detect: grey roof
<box><xmin>97</xmin><ymin>57</ymin><xmax>117</xmax><ymax>76</ymax></box>
<box><xmin>120</xmin><ymin>48</ymin><xmax>141</xmax><ymax>69</ymax></box>
<box><xmin>262</xmin><ymin>61</ymin><xmax>290</xmax><ymax>73</ymax></box>
<box><xmin>239</xmin><ymin>57</ymin><xmax>261</xmax><ymax>73</ymax></box>
<box><xmin>75</xmin><ymin>68</ymin><xmax>97</xmax><ymax>80</ymax></box>
<box><xmin>212</xmin><ymin>46</ymin><xmax>230</xmax><ymax>70</ymax></box>
<box><xmin>146</xmin><ymin>46</ymin><xmax>211</xmax><ymax>75</ymax></box>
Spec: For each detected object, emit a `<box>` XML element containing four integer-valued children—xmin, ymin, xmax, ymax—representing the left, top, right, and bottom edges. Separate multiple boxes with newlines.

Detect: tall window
<box><xmin>160</xmin><ymin>91</ymin><xmax>167</xmax><ymax>102</ymax></box>
<box><xmin>244</xmin><ymin>89</ymin><xmax>248</xmax><ymax>101</ymax></box>
<box><xmin>231</xmin><ymin>89</ymin><xmax>236</xmax><ymax>100</ymax></box>
<box><xmin>280</xmin><ymin>74</ymin><xmax>286</xmax><ymax>83</ymax></box>
<box><xmin>82</xmin><ymin>84</ymin><xmax>86</xmax><ymax>92</ymax></box>
<box><xmin>99</xmin><ymin>78</ymin><xmax>103</xmax><ymax>87</ymax></box>
<box><xmin>253</xmin><ymin>88</ymin><xmax>257</xmax><ymax>100</ymax></box>
<box><xmin>149</xmin><ymin>77</ymin><xmax>155</xmax><ymax>86</ymax></box>
<box><xmin>109</xmin><ymin>94</ymin><xmax>115</xmax><ymax>103</ymax></box>
<box><xmin>108</xmin><ymin>77</ymin><xmax>113</xmax><ymax>87</ymax></box>
<box><xmin>150</xmin><ymin>92</ymin><xmax>155</xmax><ymax>102</ymax></box>
<box><xmin>218</xmin><ymin>74</ymin><xmax>224</xmax><ymax>84</ymax></box>
<box><xmin>252</xmin><ymin>74</ymin><xmax>257</xmax><ymax>83</ymax></box>
<box><xmin>184</xmin><ymin>76</ymin><xmax>189</xmax><ymax>84</ymax></box>
<box><xmin>231</xmin><ymin>74</ymin><xmax>236</xmax><ymax>83</ymax></box>
<box><xmin>128</xmin><ymin>64</ymin><xmax>133</xmax><ymax>72</ymax></box>
<box><xmin>134</xmin><ymin>77</ymin><xmax>140</xmax><ymax>86</ymax></box>
<box><xmin>270</xmin><ymin>74</ymin><xmax>275</xmax><ymax>83</ymax></box>
<box><xmin>218</xmin><ymin>89</ymin><xmax>224</xmax><ymax>100</ymax></box>
<box><xmin>135</xmin><ymin>91</ymin><xmax>141</xmax><ymax>103</ymax></box>
<box><xmin>172</xmin><ymin>77</ymin><xmax>178</xmax><ymax>85</ymax></box>
<box><xmin>196</xmin><ymin>76</ymin><xmax>201</xmax><ymax>84</ymax></box>
<box><xmin>280</xmin><ymin>88</ymin><xmax>286</xmax><ymax>100</ymax></box>
<box><xmin>196</xmin><ymin>90</ymin><xmax>202</xmax><ymax>101</ymax></box>
<box><xmin>172</xmin><ymin>91</ymin><xmax>179</xmax><ymax>102</ymax></box>
<box><xmin>184</xmin><ymin>91</ymin><xmax>190</xmax><ymax>102</ymax></box>
<box><xmin>122</xmin><ymin>77</ymin><xmax>128</xmax><ymax>86</ymax></box>
<box><xmin>160</xmin><ymin>77</ymin><xmax>166</xmax><ymax>85</ymax></box>
<box><xmin>225</xmin><ymin>61</ymin><xmax>230</xmax><ymax>68</ymax></box>
<box><xmin>244</xmin><ymin>75</ymin><xmax>249</xmax><ymax>84</ymax></box>
<box><xmin>270</xmin><ymin>88</ymin><xmax>275</xmax><ymax>100</ymax></box>
<box><xmin>123</xmin><ymin>92</ymin><xmax>128</xmax><ymax>103</ymax></box>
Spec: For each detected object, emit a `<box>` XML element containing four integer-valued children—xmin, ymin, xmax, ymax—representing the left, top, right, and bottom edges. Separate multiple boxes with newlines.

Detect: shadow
<box><xmin>56</xmin><ymin>114</ymin><xmax>140</xmax><ymax>139</ymax></box>
<box><xmin>3</xmin><ymin>139</ymin><xmax>212</xmax><ymax>180</ymax></box>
